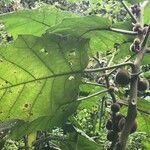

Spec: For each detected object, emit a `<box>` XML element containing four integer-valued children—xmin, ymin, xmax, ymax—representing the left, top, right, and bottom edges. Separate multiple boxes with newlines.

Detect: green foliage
<box><xmin>0</xmin><ymin>6</ymin><xmax>77</xmax><ymax>38</ymax></box>
<box><xmin>0</xmin><ymin>33</ymin><xmax>89</xmax><ymax>138</ymax></box>
<box><xmin>0</xmin><ymin>0</ymin><xmax>150</xmax><ymax>149</ymax></box>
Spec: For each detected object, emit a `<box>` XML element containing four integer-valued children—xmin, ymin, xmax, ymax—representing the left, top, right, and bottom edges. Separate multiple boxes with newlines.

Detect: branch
<box><xmin>79</xmin><ymin>27</ymin><xmax>138</xmax><ymax>38</ymax></box>
<box><xmin>84</xmin><ymin>62</ymin><xmax>133</xmax><ymax>73</ymax></box>
<box><xmin>33</xmin><ymin>134</ymin><xmax>67</xmax><ymax>146</ymax></box>
<box><xmin>119</xmin><ymin>0</ymin><xmax>137</xmax><ymax>23</ymax></box>
<box><xmin>77</xmin><ymin>89</ymin><xmax>109</xmax><ymax>101</ymax></box>
<box><xmin>109</xmin><ymin>28</ymin><xmax>138</xmax><ymax>35</ymax></box>
<box><xmin>118</xmin><ymin>7</ymin><xmax>149</xmax><ymax>150</ymax></box>
<box><xmin>106</xmin><ymin>54</ymin><xmax>135</xmax><ymax>77</ymax></box>
<box><xmin>81</xmin><ymin>81</ymin><xmax>106</xmax><ymax>88</ymax></box>
<box><xmin>119</xmin><ymin>100</ymin><xmax>150</xmax><ymax>115</ymax></box>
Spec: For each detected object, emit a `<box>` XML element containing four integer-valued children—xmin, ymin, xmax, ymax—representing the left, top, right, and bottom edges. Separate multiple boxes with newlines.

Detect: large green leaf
<box><xmin>48</xmin><ymin>16</ymin><xmax>134</xmax><ymax>54</ymax></box>
<box><xmin>0</xmin><ymin>6</ymin><xmax>77</xmax><ymax>38</ymax></box>
<box><xmin>0</xmin><ymin>33</ymin><xmax>89</xmax><ymax>138</ymax></box>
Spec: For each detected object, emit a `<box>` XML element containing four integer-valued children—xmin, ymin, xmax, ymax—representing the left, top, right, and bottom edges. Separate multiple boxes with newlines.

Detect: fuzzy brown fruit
<box><xmin>115</xmin><ymin>69</ymin><xmax>131</xmax><ymax>86</ymax></box>
<box><xmin>138</xmin><ymin>78</ymin><xmax>149</xmax><ymax>91</ymax></box>
<box><xmin>118</xmin><ymin>117</ymin><xmax>126</xmax><ymax>131</ymax></box>
<box><xmin>111</xmin><ymin>103</ymin><xmax>120</xmax><ymax>113</ymax></box>
<box><xmin>106</xmin><ymin>120</ymin><xmax>112</xmax><ymax>130</ymax></box>
<box><xmin>130</xmin><ymin>120</ymin><xmax>138</xmax><ymax>134</ymax></box>
<box><xmin>107</xmin><ymin>131</ymin><xmax>119</xmax><ymax>141</ymax></box>
<box><xmin>118</xmin><ymin>118</ymin><xmax>137</xmax><ymax>134</ymax></box>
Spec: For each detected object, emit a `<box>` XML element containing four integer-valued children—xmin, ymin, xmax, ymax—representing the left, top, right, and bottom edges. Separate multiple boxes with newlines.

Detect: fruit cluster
<box><xmin>106</xmin><ymin>67</ymin><xmax>149</xmax><ymax>148</ymax></box>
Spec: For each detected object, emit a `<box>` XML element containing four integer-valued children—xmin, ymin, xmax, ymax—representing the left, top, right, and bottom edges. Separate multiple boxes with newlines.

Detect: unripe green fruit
<box><xmin>107</xmin><ymin>131</ymin><xmax>119</xmax><ymax>141</ymax></box>
<box><xmin>138</xmin><ymin>78</ymin><xmax>149</xmax><ymax>91</ymax></box>
<box><xmin>115</xmin><ymin>69</ymin><xmax>131</xmax><ymax>86</ymax></box>
<box><xmin>111</xmin><ymin>103</ymin><xmax>120</xmax><ymax>113</ymax></box>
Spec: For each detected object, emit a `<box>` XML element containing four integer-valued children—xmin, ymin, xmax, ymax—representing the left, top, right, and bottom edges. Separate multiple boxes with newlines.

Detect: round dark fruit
<box><xmin>138</xmin><ymin>78</ymin><xmax>149</xmax><ymax>91</ymax></box>
<box><xmin>112</xmin><ymin>122</ymin><xmax>120</xmax><ymax>132</ymax></box>
<box><xmin>118</xmin><ymin>117</ymin><xmax>126</xmax><ymax>131</ymax></box>
<box><xmin>111</xmin><ymin>103</ymin><xmax>120</xmax><ymax>113</ymax></box>
<box><xmin>130</xmin><ymin>120</ymin><xmax>137</xmax><ymax>134</ymax></box>
<box><xmin>106</xmin><ymin>120</ymin><xmax>113</xmax><ymax>130</ymax></box>
<box><xmin>107</xmin><ymin>131</ymin><xmax>119</xmax><ymax>141</ymax></box>
<box><xmin>115</xmin><ymin>69</ymin><xmax>131</xmax><ymax>86</ymax></box>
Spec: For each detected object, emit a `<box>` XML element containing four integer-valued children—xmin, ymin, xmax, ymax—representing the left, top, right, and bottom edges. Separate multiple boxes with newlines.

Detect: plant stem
<box><xmin>109</xmin><ymin>28</ymin><xmax>138</xmax><ymax>35</ymax></box>
<box><xmin>118</xmin><ymin>7</ymin><xmax>150</xmax><ymax>150</ymax></box>
<box><xmin>81</xmin><ymin>81</ymin><xmax>106</xmax><ymax>87</ymax></box>
<box><xmin>106</xmin><ymin>54</ymin><xmax>135</xmax><ymax>77</ymax></box>
<box><xmin>80</xmin><ymin>27</ymin><xmax>138</xmax><ymax>37</ymax></box>
<box><xmin>119</xmin><ymin>0</ymin><xmax>137</xmax><ymax>23</ymax></box>
<box><xmin>84</xmin><ymin>62</ymin><xmax>133</xmax><ymax>73</ymax></box>
<box><xmin>77</xmin><ymin>89</ymin><xmax>109</xmax><ymax>101</ymax></box>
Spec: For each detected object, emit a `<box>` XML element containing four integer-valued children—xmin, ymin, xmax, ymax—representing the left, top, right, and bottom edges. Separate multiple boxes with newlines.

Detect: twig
<box><xmin>119</xmin><ymin>5</ymin><xmax>149</xmax><ymax>150</ymax></box>
<box><xmin>106</xmin><ymin>54</ymin><xmax>135</xmax><ymax>77</ymax></box>
<box><xmin>79</xmin><ymin>27</ymin><xmax>138</xmax><ymax>38</ymax></box>
<box><xmin>119</xmin><ymin>0</ymin><xmax>137</xmax><ymax>23</ymax></box>
<box><xmin>77</xmin><ymin>89</ymin><xmax>109</xmax><ymax>101</ymax></box>
<box><xmin>84</xmin><ymin>62</ymin><xmax>133</xmax><ymax>73</ymax></box>
<box><xmin>81</xmin><ymin>81</ymin><xmax>106</xmax><ymax>88</ymax></box>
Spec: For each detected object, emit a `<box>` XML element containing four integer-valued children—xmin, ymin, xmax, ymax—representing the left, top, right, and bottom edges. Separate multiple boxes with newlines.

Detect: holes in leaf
<box><xmin>0</xmin><ymin>58</ymin><xmax>3</xmax><ymax>62</ymax></box>
<box><xmin>40</xmin><ymin>48</ymin><xmax>48</xmax><ymax>55</ymax></box>
<box><xmin>68</xmin><ymin>76</ymin><xmax>75</xmax><ymax>80</ymax></box>
<box><xmin>24</xmin><ymin>104</ymin><xmax>29</xmax><ymax>108</ymax></box>
<box><xmin>29</xmin><ymin>112</ymin><xmax>33</xmax><ymax>116</ymax></box>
